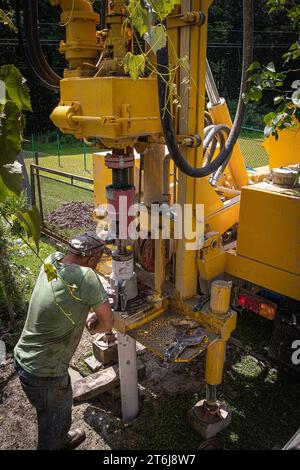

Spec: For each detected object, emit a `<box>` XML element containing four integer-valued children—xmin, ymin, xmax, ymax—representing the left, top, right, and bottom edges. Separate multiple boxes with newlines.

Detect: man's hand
<box><xmin>86</xmin><ymin>301</ymin><xmax>114</xmax><ymax>335</ymax></box>
<box><xmin>86</xmin><ymin>312</ymin><xmax>98</xmax><ymax>335</ymax></box>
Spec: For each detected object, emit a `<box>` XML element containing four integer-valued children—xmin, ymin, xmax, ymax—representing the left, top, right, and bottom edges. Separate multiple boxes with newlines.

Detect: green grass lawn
<box><xmin>38</xmin><ymin>177</ymin><xmax>93</xmax><ymax>215</ymax></box>
<box><xmin>239</xmin><ymin>136</ymin><xmax>269</xmax><ymax>168</ymax></box>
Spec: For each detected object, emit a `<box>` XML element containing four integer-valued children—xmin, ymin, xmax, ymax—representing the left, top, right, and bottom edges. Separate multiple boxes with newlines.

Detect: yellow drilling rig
<box><xmin>18</xmin><ymin>0</ymin><xmax>300</xmax><ymax>438</ymax></box>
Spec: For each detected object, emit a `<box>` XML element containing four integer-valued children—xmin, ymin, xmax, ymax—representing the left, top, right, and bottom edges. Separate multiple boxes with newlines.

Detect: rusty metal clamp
<box><xmin>164</xmin><ymin>326</ymin><xmax>206</xmax><ymax>362</ymax></box>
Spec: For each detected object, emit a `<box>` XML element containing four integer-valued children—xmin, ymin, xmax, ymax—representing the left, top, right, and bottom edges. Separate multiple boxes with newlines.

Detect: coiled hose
<box><xmin>156</xmin><ymin>0</ymin><xmax>254</xmax><ymax>178</ymax></box>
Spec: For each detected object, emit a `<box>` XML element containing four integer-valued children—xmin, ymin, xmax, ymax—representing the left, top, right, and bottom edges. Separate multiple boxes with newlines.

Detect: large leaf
<box><xmin>0</xmin><ymin>100</ymin><xmax>23</xmax><ymax>194</ymax></box>
<box><xmin>0</xmin><ymin>65</ymin><xmax>32</xmax><ymax>112</ymax></box>
<box><xmin>44</xmin><ymin>263</ymin><xmax>58</xmax><ymax>282</ymax></box>
<box><xmin>0</xmin><ymin>9</ymin><xmax>17</xmax><ymax>33</ymax></box>
<box><xmin>0</xmin><ymin>100</ymin><xmax>22</xmax><ymax>164</ymax></box>
<box><xmin>149</xmin><ymin>0</ymin><xmax>181</xmax><ymax>20</ymax></box>
<box><xmin>127</xmin><ymin>0</ymin><xmax>149</xmax><ymax>37</ymax></box>
<box><xmin>0</xmin><ymin>167</ymin><xmax>23</xmax><ymax>196</ymax></box>
<box><xmin>292</xmin><ymin>89</ymin><xmax>300</xmax><ymax>108</ymax></box>
<box><xmin>145</xmin><ymin>24</ymin><xmax>167</xmax><ymax>54</ymax></box>
<box><xmin>16</xmin><ymin>206</ymin><xmax>41</xmax><ymax>249</ymax></box>
<box><xmin>123</xmin><ymin>52</ymin><xmax>146</xmax><ymax>80</ymax></box>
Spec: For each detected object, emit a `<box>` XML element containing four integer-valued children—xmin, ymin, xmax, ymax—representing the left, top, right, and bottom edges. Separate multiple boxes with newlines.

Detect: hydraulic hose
<box><xmin>15</xmin><ymin>0</ymin><xmax>60</xmax><ymax>91</ymax></box>
<box><xmin>26</xmin><ymin>0</ymin><xmax>61</xmax><ymax>88</ymax></box>
<box><xmin>203</xmin><ymin>124</ymin><xmax>230</xmax><ymax>163</ymax></box>
<box><xmin>156</xmin><ymin>0</ymin><xmax>253</xmax><ymax>178</ymax></box>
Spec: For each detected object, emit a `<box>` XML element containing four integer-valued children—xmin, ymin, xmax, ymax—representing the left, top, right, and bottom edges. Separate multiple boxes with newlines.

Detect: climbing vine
<box><xmin>121</xmin><ymin>0</ymin><xmax>190</xmax><ymax>118</ymax></box>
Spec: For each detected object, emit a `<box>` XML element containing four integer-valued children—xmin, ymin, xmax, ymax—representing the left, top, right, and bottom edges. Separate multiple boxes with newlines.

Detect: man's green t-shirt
<box><xmin>14</xmin><ymin>252</ymin><xmax>108</xmax><ymax>377</ymax></box>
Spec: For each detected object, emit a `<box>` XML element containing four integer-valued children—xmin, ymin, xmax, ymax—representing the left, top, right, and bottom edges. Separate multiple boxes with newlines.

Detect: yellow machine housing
<box><xmin>237</xmin><ymin>182</ymin><xmax>300</xmax><ymax>276</ymax></box>
<box><xmin>50</xmin><ymin>76</ymin><xmax>161</xmax><ymax>146</ymax></box>
<box><xmin>262</xmin><ymin>126</ymin><xmax>300</xmax><ymax>169</ymax></box>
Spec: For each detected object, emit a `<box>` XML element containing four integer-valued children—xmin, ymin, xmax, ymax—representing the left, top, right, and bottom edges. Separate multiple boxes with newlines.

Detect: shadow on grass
<box><xmin>220</xmin><ymin>353</ymin><xmax>300</xmax><ymax>449</ymax></box>
<box><xmin>82</xmin><ymin>350</ymin><xmax>300</xmax><ymax>450</ymax></box>
<box><xmin>234</xmin><ymin>310</ymin><xmax>274</xmax><ymax>354</ymax></box>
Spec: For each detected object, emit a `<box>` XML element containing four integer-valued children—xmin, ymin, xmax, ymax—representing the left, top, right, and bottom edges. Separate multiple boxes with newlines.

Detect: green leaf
<box><xmin>247</xmin><ymin>61</ymin><xmax>261</xmax><ymax>72</ymax></box>
<box><xmin>149</xmin><ymin>0</ymin><xmax>181</xmax><ymax>21</ymax></box>
<box><xmin>123</xmin><ymin>52</ymin><xmax>146</xmax><ymax>80</ymax></box>
<box><xmin>264</xmin><ymin>125</ymin><xmax>274</xmax><ymax>137</ymax></box>
<box><xmin>274</xmin><ymin>95</ymin><xmax>283</xmax><ymax>105</ymax></box>
<box><xmin>266</xmin><ymin>62</ymin><xmax>276</xmax><ymax>73</ymax></box>
<box><xmin>0</xmin><ymin>9</ymin><xmax>17</xmax><ymax>33</ymax></box>
<box><xmin>16</xmin><ymin>206</ymin><xmax>41</xmax><ymax>249</ymax></box>
<box><xmin>0</xmin><ymin>101</ymin><xmax>22</xmax><ymax>164</ymax></box>
<box><xmin>292</xmin><ymin>89</ymin><xmax>300</xmax><ymax>108</ymax></box>
<box><xmin>44</xmin><ymin>263</ymin><xmax>58</xmax><ymax>283</ymax></box>
<box><xmin>127</xmin><ymin>0</ymin><xmax>149</xmax><ymax>37</ymax></box>
<box><xmin>146</xmin><ymin>24</ymin><xmax>167</xmax><ymax>54</ymax></box>
<box><xmin>179</xmin><ymin>55</ymin><xmax>190</xmax><ymax>73</ymax></box>
<box><xmin>263</xmin><ymin>112</ymin><xmax>276</xmax><ymax>125</ymax></box>
<box><xmin>248</xmin><ymin>88</ymin><xmax>262</xmax><ymax>102</ymax></box>
<box><xmin>0</xmin><ymin>65</ymin><xmax>32</xmax><ymax>112</ymax></box>
<box><xmin>0</xmin><ymin>100</ymin><xmax>23</xmax><ymax>195</ymax></box>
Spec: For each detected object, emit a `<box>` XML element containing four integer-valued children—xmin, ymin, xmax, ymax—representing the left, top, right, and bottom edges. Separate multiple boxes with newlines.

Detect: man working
<box><xmin>14</xmin><ymin>231</ymin><xmax>114</xmax><ymax>450</ymax></box>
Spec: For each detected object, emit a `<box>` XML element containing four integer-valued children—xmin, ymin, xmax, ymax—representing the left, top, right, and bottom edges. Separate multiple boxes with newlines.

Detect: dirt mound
<box><xmin>44</xmin><ymin>201</ymin><xmax>97</xmax><ymax>230</ymax></box>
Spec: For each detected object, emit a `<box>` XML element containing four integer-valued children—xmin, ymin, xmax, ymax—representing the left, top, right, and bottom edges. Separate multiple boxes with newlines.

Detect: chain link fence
<box><xmin>239</xmin><ymin>127</ymin><xmax>269</xmax><ymax>169</ymax></box>
<box><xmin>23</xmin><ymin>131</ymin><xmax>100</xmax><ymax>175</ymax></box>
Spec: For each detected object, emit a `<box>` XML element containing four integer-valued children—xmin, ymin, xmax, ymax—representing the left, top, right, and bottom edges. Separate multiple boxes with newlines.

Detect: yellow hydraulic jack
<box><xmin>187</xmin><ymin>281</ymin><xmax>235</xmax><ymax>438</ymax></box>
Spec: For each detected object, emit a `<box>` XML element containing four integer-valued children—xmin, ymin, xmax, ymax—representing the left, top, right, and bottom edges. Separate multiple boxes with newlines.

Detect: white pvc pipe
<box><xmin>117</xmin><ymin>332</ymin><xmax>139</xmax><ymax>422</ymax></box>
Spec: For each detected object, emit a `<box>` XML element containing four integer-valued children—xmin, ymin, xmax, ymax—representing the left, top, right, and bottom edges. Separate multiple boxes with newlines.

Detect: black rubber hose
<box><xmin>25</xmin><ymin>0</ymin><xmax>61</xmax><ymax>88</ymax></box>
<box><xmin>16</xmin><ymin>0</ymin><xmax>60</xmax><ymax>91</ymax></box>
<box><xmin>156</xmin><ymin>0</ymin><xmax>253</xmax><ymax>178</ymax></box>
<box><xmin>100</xmin><ymin>0</ymin><xmax>106</xmax><ymax>30</ymax></box>
<box><xmin>15</xmin><ymin>0</ymin><xmax>57</xmax><ymax>91</ymax></box>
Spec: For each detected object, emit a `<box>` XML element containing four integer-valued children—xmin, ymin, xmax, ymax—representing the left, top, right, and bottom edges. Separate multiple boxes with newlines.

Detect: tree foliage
<box><xmin>248</xmin><ymin>0</ymin><xmax>300</xmax><ymax>137</ymax></box>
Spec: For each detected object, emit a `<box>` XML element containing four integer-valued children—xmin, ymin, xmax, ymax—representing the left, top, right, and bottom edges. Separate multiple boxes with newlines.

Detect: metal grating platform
<box><xmin>130</xmin><ymin>310</ymin><xmax>218</xmax><ymax>362</ymax></box>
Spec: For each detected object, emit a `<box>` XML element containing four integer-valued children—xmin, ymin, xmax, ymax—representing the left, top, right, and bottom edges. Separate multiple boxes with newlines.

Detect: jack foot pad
<box><xmin>187</xmin><ymin>399</ymin><xmax>231</xmax><ymax>439</ymax></box>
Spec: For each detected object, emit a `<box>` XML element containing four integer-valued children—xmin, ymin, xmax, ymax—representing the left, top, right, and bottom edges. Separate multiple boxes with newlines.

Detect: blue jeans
<box><xmin>14</xmin><ymin>360</ymin><xmax>72</xmax><ymax>450</ymax></box>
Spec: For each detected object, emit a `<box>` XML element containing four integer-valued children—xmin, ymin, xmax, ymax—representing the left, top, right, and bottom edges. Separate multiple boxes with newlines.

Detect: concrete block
<box><xmin>73</xmin><ymin>358</ymin><xmax>145</xmax><ymax>403</ymax></box>
<box><xmin>187</xmin><ymin>399</ymin><xmax>232</xmax><ymax>439</ymax></box>
<box><xmin>84</xmin><ymin>355</ymin><xmax>103</xmax><ymax>372</ymax></box>
<box><xmin>92</xmin><ymin>336</ymin><xmax>118</xmax><ymax>365</ymax></box>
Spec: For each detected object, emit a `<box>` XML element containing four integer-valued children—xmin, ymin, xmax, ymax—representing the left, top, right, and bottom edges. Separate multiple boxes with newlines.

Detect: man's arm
<box><xmin>86</xmin><ymin>301</ymin><xmax>114</xmax><ymax>335</ymax></box>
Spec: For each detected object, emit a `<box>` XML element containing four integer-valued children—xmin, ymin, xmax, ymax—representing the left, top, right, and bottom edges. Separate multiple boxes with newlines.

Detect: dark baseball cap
<box><xmin>68</xmin><ymin>231</ymin><xmax>112</xmax><ymax>257</ymax></box>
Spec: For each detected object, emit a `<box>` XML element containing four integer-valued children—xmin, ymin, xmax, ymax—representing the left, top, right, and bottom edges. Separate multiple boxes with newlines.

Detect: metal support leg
<box><xmin>187</xmin><ymin>340</ymin><xmax>231</xmax><ymax>439</ymax></box>
<box><xmin>117</xmin><ymin>332</ymin><xmax>139</xmax><ymax>422</ymax></box>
